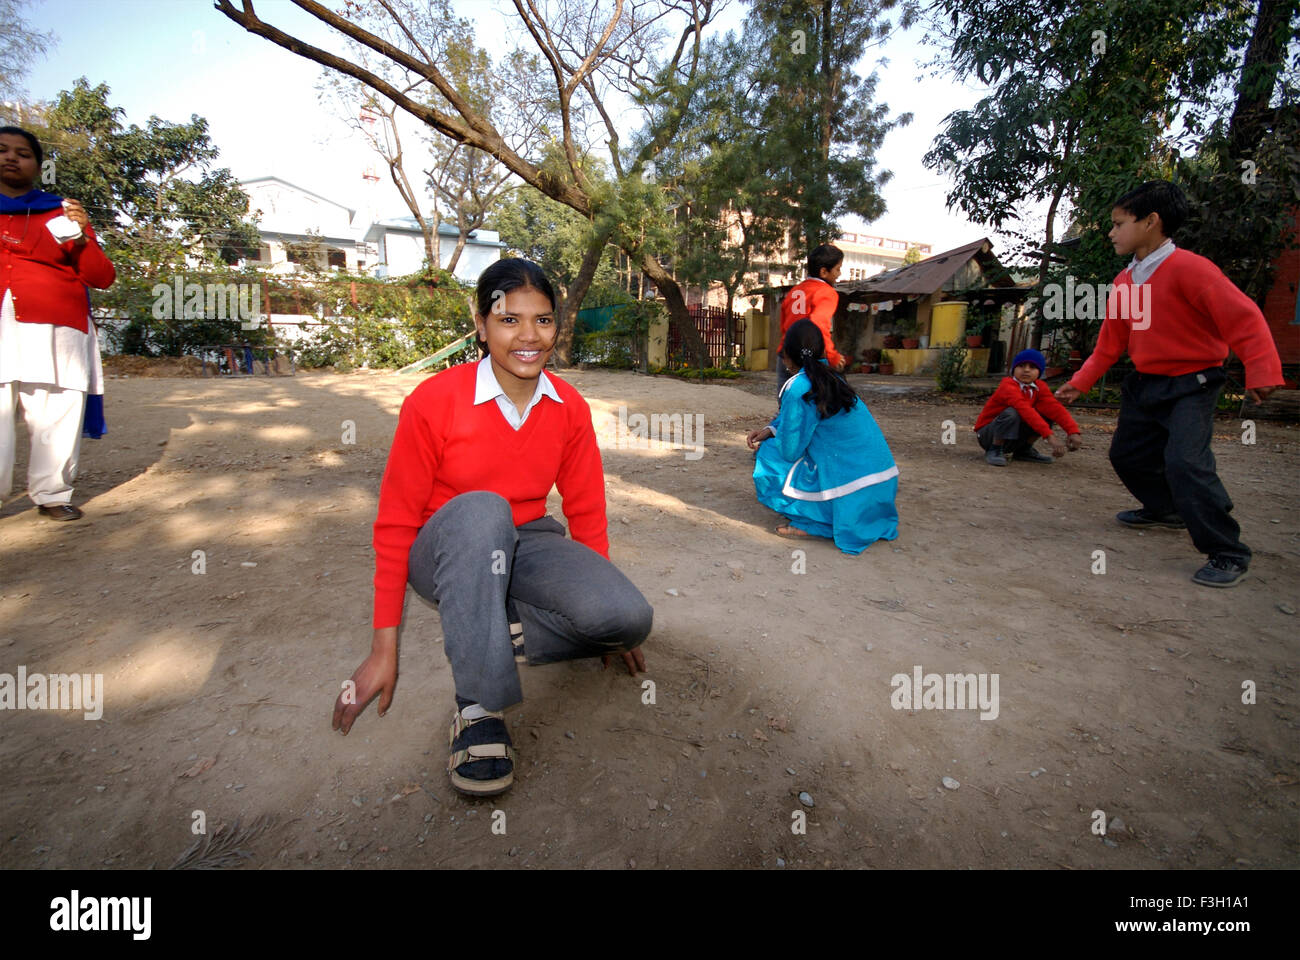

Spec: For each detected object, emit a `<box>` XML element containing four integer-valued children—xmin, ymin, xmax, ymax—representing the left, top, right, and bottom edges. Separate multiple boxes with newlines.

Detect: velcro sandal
<box><xmin>510</xmin><ymin>621</ymin><xmax>526</xmax><ymax>663</ymax></box>
<box><xmin>447</xmin><ymin>699</ymin><xmax>516</xmax><ymax>797</ymax></box>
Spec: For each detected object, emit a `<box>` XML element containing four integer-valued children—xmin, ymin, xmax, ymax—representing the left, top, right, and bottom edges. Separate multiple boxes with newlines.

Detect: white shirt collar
<box><xmin>1128</xmin><ymin>238</ymin><xmax>1176</xmax><ymax>285</ymax></box>
<box><xmin>473</xmin><ymin>355</ymin><xmax>562</xmax><ymax>429</ymax></box>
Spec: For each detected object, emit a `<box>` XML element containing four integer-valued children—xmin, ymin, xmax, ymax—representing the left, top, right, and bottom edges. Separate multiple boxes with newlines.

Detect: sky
<box><xmin>13</xmin><ymin>0</ymin><xmax>1029</xmax><ymax>258</ymax></box>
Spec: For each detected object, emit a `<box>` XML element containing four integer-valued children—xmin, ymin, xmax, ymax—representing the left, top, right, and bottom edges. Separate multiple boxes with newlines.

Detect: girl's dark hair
<box><xmin>1113</xmin><ymin>180</ymin><xmax>1188</xmax><ymax>237</ymax></box>
<box><xmin>474</xmin><ymin>257</ymin><xmax>557</xmax><ymax>353</ymax></box>
<box><xmin>781</xmin><ymin>318</ymin><xmax>858</xmax><ymax>419</ymax></box>
<box><xmin>0</xmin><ymin>126</ymin><xmax>43</xmax><ymax>166</ymax></box>
<box><xmin>806</xmin><ymin>243</ymin><xmax>843</xmax><ymax>278</ymax></box>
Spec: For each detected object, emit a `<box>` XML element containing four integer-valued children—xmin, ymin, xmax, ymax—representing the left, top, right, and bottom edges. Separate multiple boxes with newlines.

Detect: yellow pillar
<box><xmin>930</xmin><ymin>302</ymin><xmax>968</xmax><ymax>347</ymax></box>
<box><xmin>647</xmin><ymin>312</ymin><xmax>668</xmax><ymax>368</ymax></box>
<box><xmin>744</xmin><ymin>308</ymin><xmax>769</xmax><ymax>371</ymax></box>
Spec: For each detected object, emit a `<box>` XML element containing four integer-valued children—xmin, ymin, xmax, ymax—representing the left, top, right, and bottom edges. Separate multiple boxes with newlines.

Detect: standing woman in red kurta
<box><xmin>0</xmin><ymin>127</ymin><xmax>115</xmax><ymax>520</ymax></box>
<box><xmin>331</xmin><ymin>258</ymin><xmax>653</xmax><ymax>797</ymax></box>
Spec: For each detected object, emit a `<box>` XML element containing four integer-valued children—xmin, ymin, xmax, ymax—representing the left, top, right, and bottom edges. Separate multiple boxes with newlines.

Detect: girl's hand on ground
<box><xmin>1049</xmin><ymin>436</ymin><xmax>1067</xmax><ymax>458</ymax></box>
<box><xmin>603</xmin><ymin>648</ymin><xmax>646</xmax><ymax>676</ymax></box>
<box><xmin>1067</xmin><ymin>433</ymin><xmax>1083</xmax><ymax>452</ymax></box>
<box><xmin>332</xmin><ymin>647</ymin><xmax>397</xmax><ymax>735</ymax></box>
<box><xmin>1055</xmin><ymin>384</ymin><xmax>1081</xmax><ymax>404</ymax></box>
<box><xmin>1246</xmin><ymin>386</ymin><xmax>1278</xmax><ymax>404</ymax></box>
<box><xmin>746</xmin><ymin>427</ymin><xmax>773</xmax><ymax>449</ymax></box>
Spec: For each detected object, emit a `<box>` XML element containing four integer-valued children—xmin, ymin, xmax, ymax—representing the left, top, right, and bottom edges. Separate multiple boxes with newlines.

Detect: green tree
<box><xmin>494</xmin><ymin>182</ymin><xmax>619</xmax><ymax>324</ymax></box>
<box><xmin>1175</xmin><ymin>0</ymin><xmax>1300</xmax><ymax>305</ymax></box>
<box><xmin>668</xmin><ymin>32</ymin><xmax>791</xmax><ymax>328</ymax></box>
<box><xmin>10</xmin><ymin>79</ymin><xmax>265</xmax><ymax>355</ymax></box>
<box><xmin>921</xmin><ymin>0</ymin><xmax>1297</xmax><ymax>356</ymax></box>
<box><xmin>740</xmin><ymin>0</ymin><xmax>917</xmax><ymax>249</ymax></box>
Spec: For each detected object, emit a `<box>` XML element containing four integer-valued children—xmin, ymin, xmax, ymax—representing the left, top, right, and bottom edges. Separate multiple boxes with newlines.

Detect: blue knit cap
<box><xmin>1011</xmin><ymin>349</ymin><xmax>1046</xmax><ymax>375</ymax></box>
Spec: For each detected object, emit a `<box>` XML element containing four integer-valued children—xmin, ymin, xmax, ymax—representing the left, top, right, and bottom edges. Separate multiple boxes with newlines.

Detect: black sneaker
<box><xmin>1192</xmin><ymin>556</ymin><xmax>1248</xmax><ymax>588</ymax></box>
<box><xmin>1013</xmin><ymin>445</ymin><xmax>1054</xmax><ymax>463</ymax></box>
<box><xmin>985</xmin><ymin>447</ymin><xmax>1007</xmax><ymax>467</ymax></box>
<box><xmin>1116</xmin><ymin>509</ymin><xmax>1186</xmax><ymax>529</ymax></box>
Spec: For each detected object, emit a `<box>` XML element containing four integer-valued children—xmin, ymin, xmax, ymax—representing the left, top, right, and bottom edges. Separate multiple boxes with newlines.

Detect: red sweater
<box><xmin>0</xmin><ymin>211</ymin><xmax>115</xmax><ymax>332</ymax></box>
<box><xmin>975</xmin><ymin>377</ymin><xmax>1080</xmax><ymax>438</ymax></box>
<box><xmin>780</xmin><ymin>277</ymin><xmax>844</xmax><ymax>368</ymax></box>
<box><xmin>1070</xmin><ymin>248</ymin><xmax>1284</xmax><ymax>392</ymax></box>
<box><xmin>371</xmin><ymin>362</ymin><xmax>609</xmax><ymax>628</ymax></box>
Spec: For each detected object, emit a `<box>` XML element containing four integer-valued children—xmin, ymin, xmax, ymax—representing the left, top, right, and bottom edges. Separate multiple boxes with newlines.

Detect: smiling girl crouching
<box><xmin>332</xmin><ymin>258</ymin><xmax>652</xmax><ymax>797</ymax></box>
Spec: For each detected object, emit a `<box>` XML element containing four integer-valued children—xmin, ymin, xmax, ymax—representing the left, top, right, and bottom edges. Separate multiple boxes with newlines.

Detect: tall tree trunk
<box><xmin>818</xmin><ymin>0</ymin><xmax>834</xmax><ymax>164</ymax></box>
<box><xmin>553</xmin><ymin>225</ymin><xmax>614</xmax><ymax>366</ymax></box>
<box><xmin>1032</xmin><ymin>119</ymin><xmax>1076</xmax><ymax>353</ymax></box>
<box><xmin>446</xmin><ymin>232</ymin><xmax>468</xmax><ymax>274</ymax></box>
<box><xmin>422</xmin><ymin>223</ymin><xmax>436</xmax><ymax>270</ymax></box>
<box><xmin>1030</xmin><ymin>182</ymin><xmax>1064</xmax><ymax>353</ymax></box>
<box><xmin>640</xmin><ymin>254</ymin><xmax>710</xmax><ymax>367</ymax></box>
<box><xmin>1227</xmin><ymin>0</ymin><xmax>1293</xmax><ymax>160</ymax></box>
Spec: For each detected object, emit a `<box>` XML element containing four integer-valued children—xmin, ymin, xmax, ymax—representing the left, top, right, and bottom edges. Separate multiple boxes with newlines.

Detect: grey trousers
<box><xmin>976</xmin><ymin>408</ymin><xmax>1043</xmax><ymax>453</ymax></box>
<box><xmin>407</xmin><ymin>491</ymin><xmax>653</xmax><ymax>711</ymax></box>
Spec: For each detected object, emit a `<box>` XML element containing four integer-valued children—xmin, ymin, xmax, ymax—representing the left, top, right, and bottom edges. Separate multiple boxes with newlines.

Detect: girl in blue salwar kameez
<box><xmin>748</xmin><ymin>318</ymin><xmax>899</xmax><ymax>554</ymax></box>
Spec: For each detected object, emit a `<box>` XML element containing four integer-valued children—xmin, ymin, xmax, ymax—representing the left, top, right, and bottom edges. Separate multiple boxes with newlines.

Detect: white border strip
<box><xmin>782</xmin><ymin>462</ymin><xmax>900</xmax><ymax>501</ymax></box>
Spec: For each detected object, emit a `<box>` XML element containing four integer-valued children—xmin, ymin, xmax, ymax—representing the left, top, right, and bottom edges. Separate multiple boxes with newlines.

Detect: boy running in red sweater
<box><xmin>974</xmin><ymin>348</ymin><xmax>1083</xmax><ymax>466</ymax></box>
<box><xmin>1056</xmin><ymin>181</ymin><xmax>1284</xmax><ymax>588</ymax></box>
<box><xmin>331</xmin><ymin>259</ymin><xmax>652</xmax><ymax>796</ymax></box>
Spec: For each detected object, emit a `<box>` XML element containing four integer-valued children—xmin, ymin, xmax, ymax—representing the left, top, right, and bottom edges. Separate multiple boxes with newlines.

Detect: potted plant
<box><xmin>965</xmin><ymin>332</ymin><xmax>984</xmax><ymax>348</ymax></box>
<box><xmin>882</xmin><ymin>334</ymin><xmax>902</xmax><ymax>349</ymax></box>
<box><xmin>901</xmin><ymin>337</ymin><xmax>921</xmax><ymax>349</ymax></box>
<box><xmin>878</xmin><ymin>351</ymin><xmax>894</xmax><ymax>375</ymax></box>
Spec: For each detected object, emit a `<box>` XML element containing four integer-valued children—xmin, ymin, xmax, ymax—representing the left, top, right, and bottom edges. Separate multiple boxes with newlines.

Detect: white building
<box><xmin>836</xmin><ymin>232</ymin><xmax>931</xmax><ymax>281</ymax></box>
<box><xmin>239</xmin><ymin>177</ymin><xmax>504</xmax><ymax>282</ymax></box>
<box><xmin>364</xmin><ymin>216</ymin><xmax>506</xmax><ymax>281</ymax></box>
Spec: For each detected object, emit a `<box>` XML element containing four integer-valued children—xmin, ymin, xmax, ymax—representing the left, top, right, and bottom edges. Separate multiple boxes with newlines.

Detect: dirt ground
<box><xmin>1</xmin><ymin>367</ymin><xmax>1296</xmax><ymax>870</ymax></box>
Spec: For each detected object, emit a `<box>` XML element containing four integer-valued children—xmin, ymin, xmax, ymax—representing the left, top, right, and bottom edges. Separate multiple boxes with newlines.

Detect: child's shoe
<box><xmin>447</xmin><ymin>696</ymin><xmax>515</xmax><ymax>796</ymax></box>
<box><xmin>985</xmin><ymin>446</ymin><xmax>1007</xmax><ymax>467</ymax></box>
<box><xmin>1116</xmin><ymin>509</ymin><xmax>1186</xmax><ymax>529</ymax></box>
<box><xmin>1192</xmin><ymin>555</ymin><xmax>1248</xmax><ymax>588</ymax></box>
<box><xmin>1013</xmin><ymin>445</ymin><xmax>1054</xmax><ymax>463</ymax></box>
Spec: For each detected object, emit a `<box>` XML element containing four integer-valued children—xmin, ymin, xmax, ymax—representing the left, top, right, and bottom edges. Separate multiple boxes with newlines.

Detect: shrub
<box><xmin>936</xmin><ymin>343</ymin><xmax>969</xmax><ymax>392</ymax></box>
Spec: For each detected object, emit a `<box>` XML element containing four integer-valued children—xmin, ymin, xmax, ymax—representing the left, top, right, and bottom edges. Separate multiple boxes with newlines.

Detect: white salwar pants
<box><xmin>0</xmin><ymin>382</ymin><xmax>85</xmax><ymax>505</ymax></box>
<box><xmin>0</xmin><ymin>288</ymin><xmax>99</xmax><ymax>506</ymax></box>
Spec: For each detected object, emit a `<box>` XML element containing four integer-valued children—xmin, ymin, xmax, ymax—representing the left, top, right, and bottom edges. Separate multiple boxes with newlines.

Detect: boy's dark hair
<box><xmin>806</xmin><ymin>244</ymin><xmax>844</xmax><ymax>279</ymax></box>
<box><xmin>781</xmin><ymin>318</ymin><xmax>858</xmax><ymax>419</ymax></box>
<box><xmin>474</xmin><ymin>257</ymin><xmax>557</xmax><ymax>354</ymax></box>
<box><xmin>0</xmin><ymin>126</ymin><xmax>43</xmax><ymax>166</ymax></box>
<box><xmin>1113</xmin><ymin>180</ymin><xmax>1188</xmax><ymax>237</ymax></box>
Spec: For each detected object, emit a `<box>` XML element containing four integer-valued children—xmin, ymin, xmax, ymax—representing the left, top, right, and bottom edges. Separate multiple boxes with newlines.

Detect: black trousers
<box><xmin>1108</xmin><ymin>367</ymin><xmax>1249</xmax><ymax>564</ymax></box>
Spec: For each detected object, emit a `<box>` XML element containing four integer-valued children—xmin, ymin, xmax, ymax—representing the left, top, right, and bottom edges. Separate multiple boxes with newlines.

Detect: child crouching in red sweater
<box><xmin>974</xmin><ymin>349</ymin><xmax>1083</xmax><ymax>466</ymax></box>
<box><xmin>331</xmin><ymin>258</ymin><xmax>652</xmax><ymax>797</ymax></box>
